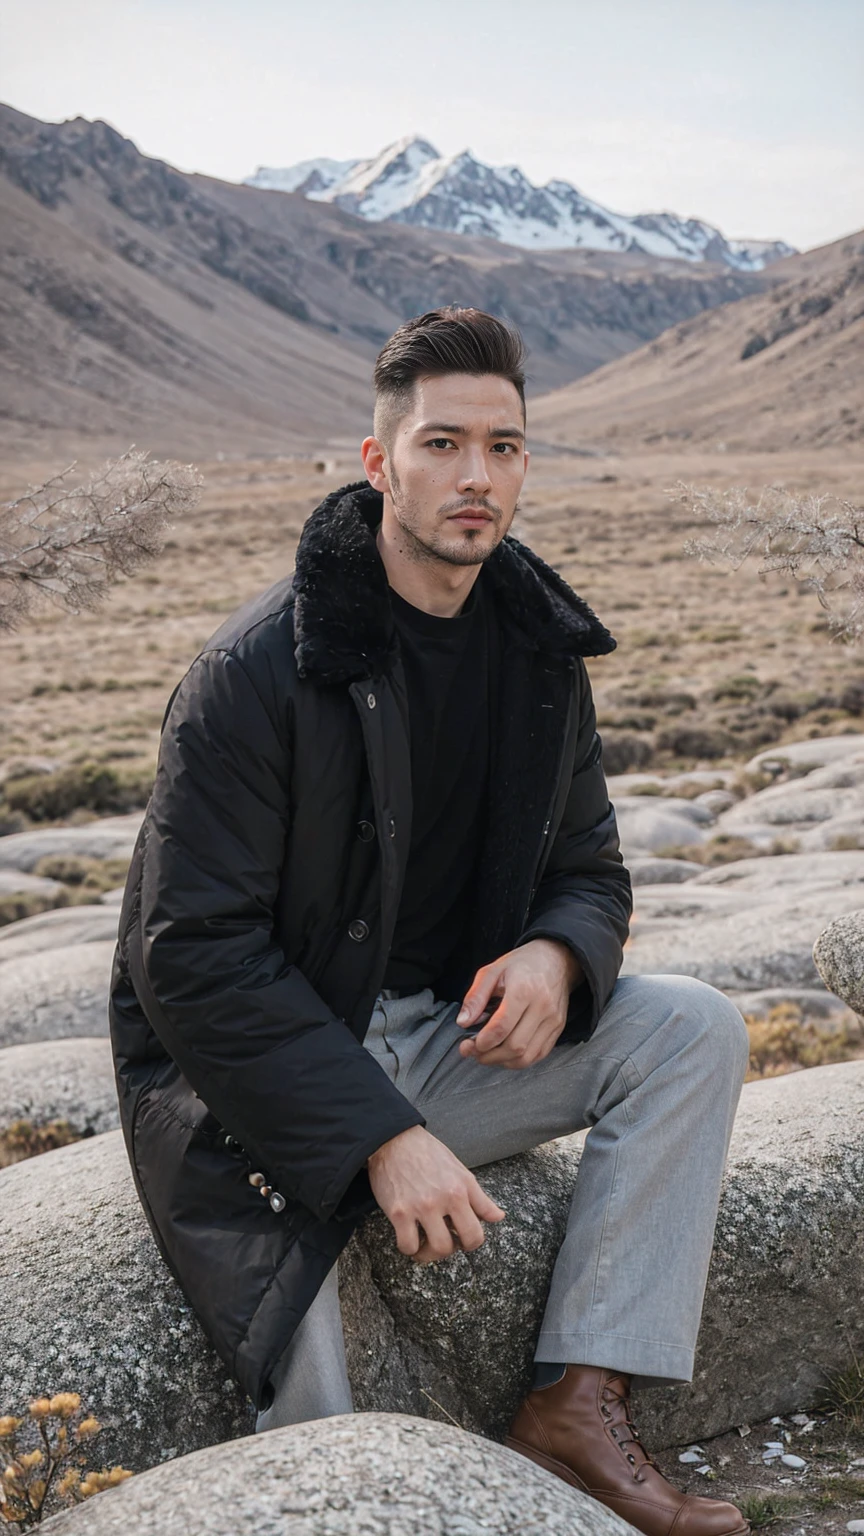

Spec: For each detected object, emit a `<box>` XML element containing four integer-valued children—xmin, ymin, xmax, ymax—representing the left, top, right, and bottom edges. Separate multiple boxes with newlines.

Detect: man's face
<box><xmin>370</xmin><ymin>373</ymin><xmax>529</xmax><ymax>567</ymax></box>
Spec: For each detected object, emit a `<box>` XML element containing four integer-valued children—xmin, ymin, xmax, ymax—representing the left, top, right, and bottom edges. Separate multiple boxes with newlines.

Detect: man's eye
<box><xmin>426</xmin><ymin>438</ymin><xmax>453</xmax><ymax>449</ymax></box>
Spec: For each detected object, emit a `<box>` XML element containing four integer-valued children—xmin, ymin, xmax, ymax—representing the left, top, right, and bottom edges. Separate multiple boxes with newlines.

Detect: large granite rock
<box><xmin>0</xmin><ymin>905</ymin><xmax>119</xmax><ymax>964</ymax></box>
<box><xmin>606</xmin><ymin>770</ymin><xmax>735</xmax><ymax>797</ymax></box>
<box><xmin>6</xmin><ymin>1069</ymin><xmax>860</xmax><ymax>1474</ymax></box>
<box><xmin>0</xmin><ymin>814</ymin><xmax>142</xmax><ymax>875</ymax></box>
<box><xmin>0</xmin><ymin>870</ymin><xmax>64</xmax><ymax>898</ymax></box>
<box><xmin>612</xmin><ymin>797</ymin><xmax>714</xmax><ymax>856</ymax></box>
<box><xmin>0</xmin><ymin>941</ymin><xmax>116</xmax><ymax>1045</ymax></box>
<box><xmin>746</xmin><ymin>736</ymin><xmax>864</xmax><ymax>775</ymax></box>
<box><xmin>813</xmin><ymin>910</ymin><xmax>864</xmax><ymax>1014</ymax></box>
<box><xmin>690</xmin><ymin>850</ymin><xmax>864</xmax><ymax>890</ymax></box>
<box><xmin>4</xmin><ymin>1067</ymin><xmax>863</xmax><ymax>1476</ymax></box>
<box><xmin>339</xmin><ymin>1143</ymin><xmax>577</xmax><ymax>1436</ymax></box>
<box><xmin>622</xmin><ymin>883</ymin><xmax>864</xmax><ymax>991</ymax></box>
<box><xmin>0</xmin><ymin>1131</ymin><xmax>254</xmax><ymax>1471</ymax></box>
<box><xmin>714</xmin><ymin>758</ymin><xmax>864</xmax><ymax>852</ymax></box>
<box><xmin>38</xmin><ymin>1414</ymin><xmax>628</xmax><ymax>1536</ymax></box>
<box><xmin>0</xmin><ymin>1037</ymin><xmax>119</xmax><ymax>1136</ymax></box>
<box><xmin>342</xmin><ymin>1063</ymin><xmax>864</xmax><ymax>1447</ymax></box>
<box><xmin>628</xmin><ymin>856</ymin><xmax>704</xmax><ymax>885</ymax></box>
<box><xmin>634</xmin><ymin>1060</ymin><xmax>864</xmax><ymax>1443</ymax></box>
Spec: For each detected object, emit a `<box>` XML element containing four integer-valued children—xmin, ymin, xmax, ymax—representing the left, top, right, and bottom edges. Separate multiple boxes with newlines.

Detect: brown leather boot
<box><xmin>506</xmin><ymin>1366</ymin><xmax>749</xmax><ymax>1536</ymax></box>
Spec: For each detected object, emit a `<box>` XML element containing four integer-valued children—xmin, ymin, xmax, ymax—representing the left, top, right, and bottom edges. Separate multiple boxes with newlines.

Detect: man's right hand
<box><xmin>367</xmin><ymin>1125</ymin><xmax>506</xmax><ymax>1264</ymax></box>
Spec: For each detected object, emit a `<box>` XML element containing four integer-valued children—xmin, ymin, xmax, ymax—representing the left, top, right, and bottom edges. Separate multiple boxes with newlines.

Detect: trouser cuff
<box><xmin>534</xmin><ymin>1329</ymin><xmax>694</xmax><ymax>1386</ymax></box>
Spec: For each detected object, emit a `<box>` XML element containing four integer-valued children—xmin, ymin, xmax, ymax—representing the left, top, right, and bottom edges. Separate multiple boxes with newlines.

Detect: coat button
<box><xmin>348</xmin><ymin>918</ymin><xmax>370</xmax><ymax>942</ymax></box>
<box><xmin>269</xmin><ymin>1192</ymin><xmax>286</xmax><ymax>1213</ymax></box>
<box><xmin>357</xmin><ymin>819</ymin><xmax>375</xmax><ymax>841</ymax></box>
<box><xmin>366</xmin><ymin>692</ymin><xmax>376</xmax><ymax>709</ymax></box>
<box><xmin>248</xmin><ymin>1171</ymin><xmax>266</xmax><ymax>1188</ymax></box>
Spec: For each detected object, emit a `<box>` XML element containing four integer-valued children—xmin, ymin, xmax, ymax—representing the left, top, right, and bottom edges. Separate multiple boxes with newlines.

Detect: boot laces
<box><xmin>602</xmin><ymin>1375</ymin><xmax>660</xmax><ymax>1474</ymax></box>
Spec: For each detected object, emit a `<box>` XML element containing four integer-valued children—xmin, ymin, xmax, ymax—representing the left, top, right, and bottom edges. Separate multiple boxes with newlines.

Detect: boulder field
<box><xmin>1</xmin><ymin>1061</ymin><xmax>862</xmax><ymax>1475</ymax></box>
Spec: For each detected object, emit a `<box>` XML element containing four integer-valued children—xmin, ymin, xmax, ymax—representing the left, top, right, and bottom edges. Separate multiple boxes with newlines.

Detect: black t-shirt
<box><xmin>382</xmin><ymin>570</ymin><xmax>499</xmax><ymax>993</ymax></box>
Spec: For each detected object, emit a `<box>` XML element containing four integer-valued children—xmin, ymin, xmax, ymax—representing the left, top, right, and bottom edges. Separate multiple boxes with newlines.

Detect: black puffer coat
<box><xmin>109</xmin><ymin>480</ymin><xmax>632</xmax><ymax>1411</ymax></box>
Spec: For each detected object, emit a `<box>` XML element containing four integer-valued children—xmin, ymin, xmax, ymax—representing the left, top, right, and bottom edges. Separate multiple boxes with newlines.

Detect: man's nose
<box><xmin>456</xmin><ymin>452</ymin><xmax>492</xmax><ymax>496</ymax></box>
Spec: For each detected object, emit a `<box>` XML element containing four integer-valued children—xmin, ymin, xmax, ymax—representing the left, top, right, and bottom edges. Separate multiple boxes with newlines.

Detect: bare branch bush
<box><xmin>0</xmin><ymin>449</ymin><xmax>203</xmax><ymax>631</ymax></box>
<box><xmin>671</xmin><ymin>482</ymin><xmax>864</xmax><ymax>643</ymax></box>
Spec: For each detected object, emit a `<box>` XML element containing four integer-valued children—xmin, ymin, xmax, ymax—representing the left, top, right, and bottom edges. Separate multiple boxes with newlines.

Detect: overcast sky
<box><xmin>2</xmin><ymin>0</ymin><xmax>861</xmax><ymax>251</ymax></box>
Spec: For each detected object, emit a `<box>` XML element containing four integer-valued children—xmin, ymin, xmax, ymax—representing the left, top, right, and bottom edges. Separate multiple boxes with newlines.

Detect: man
<box><xmin>110</xmin><ymin>306</ymin><xmax>750</xmax><ymax>1536</ymax></box>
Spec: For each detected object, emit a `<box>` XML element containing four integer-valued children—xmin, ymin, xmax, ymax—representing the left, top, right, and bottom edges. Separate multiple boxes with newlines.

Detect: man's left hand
<box><xmin>455</xmin><ymin>939</ymin><xmax>583</xmax><ymax>1069</ymax></box>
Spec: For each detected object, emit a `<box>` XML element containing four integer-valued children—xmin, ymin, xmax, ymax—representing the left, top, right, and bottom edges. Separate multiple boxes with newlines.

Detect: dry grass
<box><xmin>818</xmin><ymin>1352</ymin><xmax>864</xmax><ymax>1435</ymax></box>
<box><xmin>0</xmin><ymin>1119</ymin><xmax>88</xmax><ymax>1170</ymax></box>
<box><xmin>744</xmin><ymin>1003</ymin><xmax>864</xmax><ymax>1081</ymax></box>
<box><xmin>1</xmin><ymin>447</ymin><xmax>863</xmax><ymax>780</ymax></box>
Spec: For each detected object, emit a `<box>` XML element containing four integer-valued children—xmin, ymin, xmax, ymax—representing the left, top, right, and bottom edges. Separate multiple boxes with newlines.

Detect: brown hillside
<box><xmin>529</xmin><ymin>232</ymin><xmax>864</xmax><ymax>454</ymax></box>
<box><xmin>0</xmin><ymin>103</ymin><xmax>768</xmax><ymax>460</ymax></box>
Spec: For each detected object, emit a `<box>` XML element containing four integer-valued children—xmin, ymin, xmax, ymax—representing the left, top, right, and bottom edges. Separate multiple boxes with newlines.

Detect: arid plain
<box><xmin>2</xmin><ymin>442</ymin><xmax>862</xmax><ymax>787</ymax></box>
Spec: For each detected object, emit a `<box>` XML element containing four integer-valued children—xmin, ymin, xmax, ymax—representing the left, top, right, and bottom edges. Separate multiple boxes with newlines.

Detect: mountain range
<box><xmin>0</xmin><ymin>103</ymin><xmax>774</xmax><ymax>460</ymax></box>
<box><xmin>530</xmin><ymin>230</ymin><xmax>864</xmax><ymax>453</ymax></box>
<box><xmin>246</xmin><ymin>135</ymin><xmax>796</xmax><ymax>272</ymax></box>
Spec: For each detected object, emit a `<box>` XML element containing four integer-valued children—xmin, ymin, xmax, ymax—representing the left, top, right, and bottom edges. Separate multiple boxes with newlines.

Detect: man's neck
<box><xmin>374</xmin><ymin>521</ymin><xmax>482</xmax><ymax>619</ymax></box>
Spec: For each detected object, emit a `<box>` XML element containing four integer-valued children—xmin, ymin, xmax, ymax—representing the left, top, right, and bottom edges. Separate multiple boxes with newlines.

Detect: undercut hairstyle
<box><xmin>372</xmin><ymin>306</ymin><xmax>527</xmax><ymax>449</ymax></box>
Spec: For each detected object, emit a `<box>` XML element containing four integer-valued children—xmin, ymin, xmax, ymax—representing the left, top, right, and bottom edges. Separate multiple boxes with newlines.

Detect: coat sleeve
<box><xmin>514</xmin><ymin>659</ymin><xmax>632</xmax><ymax>1041</ymax></box>
<box><xmin>130</xmin><ymin>647</ymin><xmax>424</xmax><ymax>1224</ymax></box>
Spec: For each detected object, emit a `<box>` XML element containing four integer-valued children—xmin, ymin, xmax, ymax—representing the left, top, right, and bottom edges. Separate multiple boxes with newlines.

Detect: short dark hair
<box><xmin>372</xmin><ymin>306</ymin><xmax>526</xmax><ymax>447</ymax></box>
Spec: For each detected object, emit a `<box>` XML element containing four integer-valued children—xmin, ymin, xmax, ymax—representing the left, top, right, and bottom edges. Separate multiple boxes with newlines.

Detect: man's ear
<box><xmin>361</xmin><ymin>436</ymin><xmax>389</xmax><ymax>492</ymax></box>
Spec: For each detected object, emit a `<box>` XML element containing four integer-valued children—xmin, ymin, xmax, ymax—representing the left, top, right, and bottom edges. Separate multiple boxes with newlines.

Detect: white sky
<box><xmin>2</xmin><ymin>0</ymin><xmax>862</xmax><ymax>251</ymax></box>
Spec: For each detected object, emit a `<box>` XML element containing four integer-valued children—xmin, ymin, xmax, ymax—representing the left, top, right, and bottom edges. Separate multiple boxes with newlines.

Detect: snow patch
<box><xmin>245</xmin><ymin>135</ymin><xmax>795</xmax><ymax>270</ymax></box>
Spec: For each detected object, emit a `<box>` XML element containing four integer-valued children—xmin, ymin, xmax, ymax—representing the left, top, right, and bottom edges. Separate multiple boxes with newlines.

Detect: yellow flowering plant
<box><xmin>0</xmin><ymin>1393</ymin><xmax>133</xmax><ymax>1528</ymax></box>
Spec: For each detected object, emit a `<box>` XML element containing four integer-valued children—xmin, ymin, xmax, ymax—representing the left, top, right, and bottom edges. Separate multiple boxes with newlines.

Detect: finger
<box><xmin>473</xmin><ymin>1006</ymin><xmax>552</xmax><ymax>1068</ymax></box>
<box><xmin>448</xmin><ymin>1198</ymin><xmax>485</xmax><ymax>1252</ymax></box>
<box><xmin>472</xmin><ymin>990</ymin><xmax>530</xmax><ymax>1054</ymax></box>
<box><xmin>413</xmin><ymin>1236</ymin><xmax>440</xmax><ymax>1265</ymax></box>
<box><xmin>413</xmin><ymin>1212</ymin><xmax>457</xmax><ymax>1264</ymax></box>
<box><xmin>456</xmin><ymin>961</ymin><xmax>506</xmax><ymax>1026</ymax></box>
<box><xmin>391</xmin><ymin>1211</ymin><xmax>423</xmax><ymax>1257</ymax></box>
<box><xmin>468</xmin><ymin>1176</ymin><xmax>506</xmax><ymax>1223</ymax></box>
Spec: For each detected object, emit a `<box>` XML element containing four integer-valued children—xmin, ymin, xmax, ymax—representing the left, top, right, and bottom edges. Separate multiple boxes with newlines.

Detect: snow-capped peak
<box><xmin>244</xmin><ymin>139</ymin><xmax>795</xmax><ymax>270</ymax></box>
<box><xmin>245</xmin><ymin>155</ymin><xmax>358</xmax><ymax>197</ymax></box>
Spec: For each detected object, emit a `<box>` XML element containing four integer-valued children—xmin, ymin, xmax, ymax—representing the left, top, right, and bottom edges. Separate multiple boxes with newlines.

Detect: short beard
<box><xmin>388</xmin><ymin>463</ymin><xmax>511</xmax><ymax>568</ymax></box>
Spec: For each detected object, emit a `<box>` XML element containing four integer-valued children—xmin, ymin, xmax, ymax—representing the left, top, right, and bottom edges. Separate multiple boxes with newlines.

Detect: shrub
<box><xmin>33</xmin><ymin>856</ymin><xmax>130</xmax><ymax>892</ymax></box>
<box><xmin>0</xmin><ymin>450</ymin><xmax>201</xmax><ymax>632</ymax></box>
<box><xmin>816</xmin><ymin>1350</ymin><xmax>864</xmax><ymax>1433</ymax></box>
<box><xmin>840</xmin><ymin>677</ymin><xmax>864</xmax><ymax>713</ymax></box>
<box><xmin>0</xmin><ymin>892</ymin><xmax>72</xmax><ymax>930</ymax></box>
<box><xmin>675</xmin><ymin>481</ymin><xmax>864</xmax><ymax>644</ymax></box>
<box><xmin>744</xmin><ymin>1003</ymin><xmax>863</xmax><ymax>1080</ymax></box>
<box><xmin>0</xmin><ymin>1391</ymin><xmax>133</xmax><ymax>1526</ymax></box>
<box><xmin>655</xmin><ymin>725</ymin><xmax>733</xmax><ymax>760</ymax></box>
<box><xmin>711</xmin><ymin>674</ymin><xmax>766</xmax><ymax>702</ymax></box>
<box><xmin>4</xmin><ymin>763</ymin><xmax>152</xmax><ymax>822</ymax></box>
<box><xmin>600</xmin><ymin>732</ymin><xmax>654</xmax><ymax>775</ymax></box>
<box><xmin>0</xmin><ymin>1119</ymin><xmax>88</xmax><ymax>1171</ymax></box>
<box><xmin>656</xmin><ymin>835</ymin><xmax>763</xmax><ymax>866</ymax></box>
<box><xmin>630</xmin><ymin>688</ymin><xmax>696</xmax><ymax>714</ymax></box>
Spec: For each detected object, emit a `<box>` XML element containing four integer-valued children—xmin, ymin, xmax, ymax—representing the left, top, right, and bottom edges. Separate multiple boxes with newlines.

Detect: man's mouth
<box><xmin>448</xmin><ymin>507</ymin><xmax>494</xmax><ymax>525</ymax></box>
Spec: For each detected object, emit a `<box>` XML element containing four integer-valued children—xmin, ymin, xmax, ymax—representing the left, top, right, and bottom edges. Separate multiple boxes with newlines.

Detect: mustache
<box><xmin>439</xmin><ymin>496</ymin><xmax>501</xmax><ymax>518</ymax></box>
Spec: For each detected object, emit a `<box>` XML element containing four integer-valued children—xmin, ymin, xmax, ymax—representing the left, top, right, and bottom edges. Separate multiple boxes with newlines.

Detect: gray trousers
<box><xmin>255</xmin><ymin>973</ymin><xmax>750</xmax><ymax>1433</ymax></box>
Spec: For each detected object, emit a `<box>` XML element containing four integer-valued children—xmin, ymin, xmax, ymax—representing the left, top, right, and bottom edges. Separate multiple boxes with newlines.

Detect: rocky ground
<box><xmin>654</xmin><ymin>1410</ymin><xmax>864</xmax><ymax>1536</ymax></box>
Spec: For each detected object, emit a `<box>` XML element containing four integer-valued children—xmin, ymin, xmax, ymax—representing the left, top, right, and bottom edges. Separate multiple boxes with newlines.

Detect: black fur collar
<box><xmin>292</xmin><ymin>480</ymin><xmax>615</xmax><ymax>684</ymax></box>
